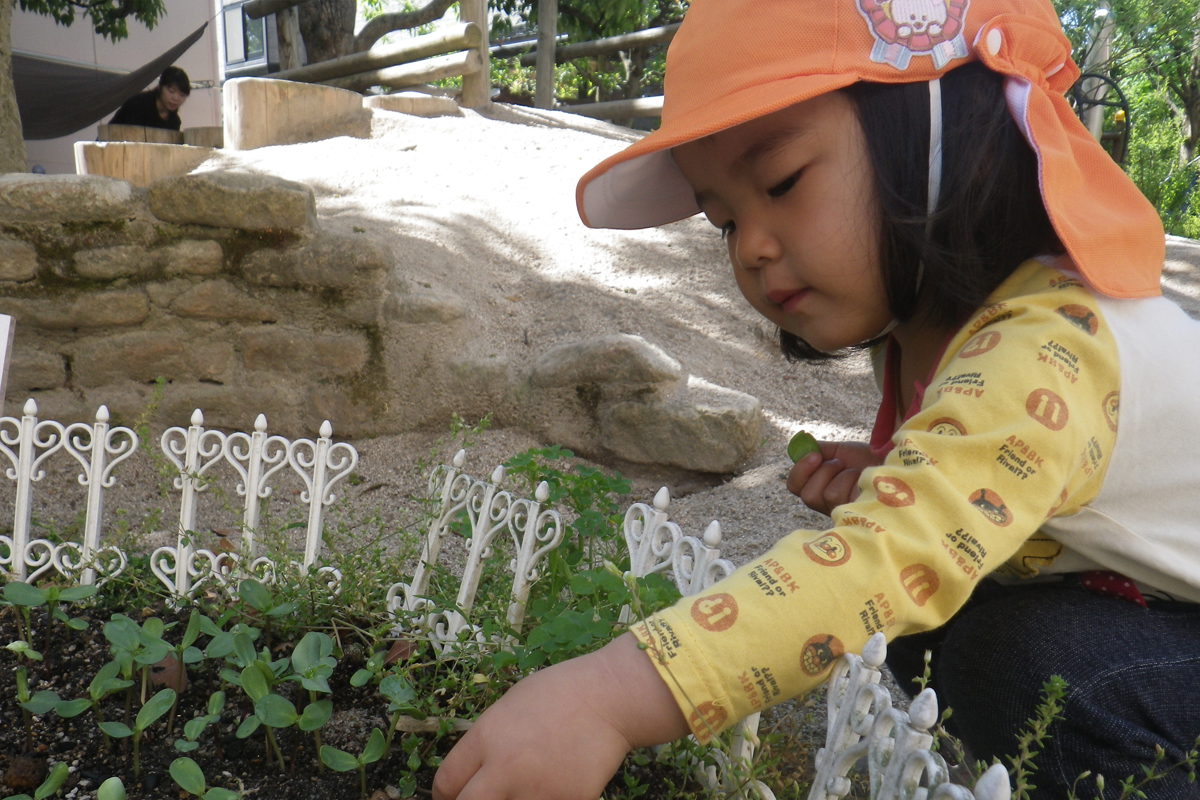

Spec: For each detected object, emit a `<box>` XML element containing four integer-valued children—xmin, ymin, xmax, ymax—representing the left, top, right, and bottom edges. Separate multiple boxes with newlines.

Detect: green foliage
<box><xmin>6</xmin><ymin>761</ymin><xmax>69</xmax><ymax>800</ymax></box>
<box><xmin>320</xmin><ymin>729</ymin><xmax>387</xmax><ymax>800</ymax></box>
<box><xmin>487</xmin><ymin>0</ymin><xmax>688</xmax><ymax>107</ymax></box>
<box><xmin>16</xmin><ymin>0</ymin><xmax>166</xmax><ymax>42</ymax></box>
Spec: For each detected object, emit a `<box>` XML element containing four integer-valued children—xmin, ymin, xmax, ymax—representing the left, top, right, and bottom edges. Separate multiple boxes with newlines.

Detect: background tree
<box><xmin>0</xmin><ymin>0</ymin><xmax>166</xmax><ymax>173</ymax></box>
<box><xmin>489</xmin><ymin>0</ymin><xmax>687</xmax><ymax>109</ymax></box>
<box><xmin>1055</xmin><ymin>0</ymin><xmax>1200</xmax><ymax>235</ymax></box>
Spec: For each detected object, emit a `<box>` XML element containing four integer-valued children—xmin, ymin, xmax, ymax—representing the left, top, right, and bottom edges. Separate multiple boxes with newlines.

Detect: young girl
<box><xmin>434</xmin><ymin>0</ymin><xmax>1200</xmax><ymax>797</ymax></box>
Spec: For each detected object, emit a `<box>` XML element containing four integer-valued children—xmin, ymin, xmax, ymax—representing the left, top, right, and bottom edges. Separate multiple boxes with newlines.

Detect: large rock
<box><xmin>74</xmin><ymin>245</ymin><xmax>152</xmax><ymax>280</ymax></box>
<box><xmin>515</xmin><ymin>335</ymin><xmax>762</xmax><ymax>473</ymax></box>
<box><xmin>0</xmin><ymin>175</ymin><xmax>135</xmax><ymax>224</ymax></box>
<box><xmin>68</xmin><ymin>331</ymin><xmax>232</xmax><ymax>386</ymax></box>
<box><xmin>0</xmin><ymin>289</ymin><xmax>149</xmax><ymax>330</ymax></box>
<box><xmin>528</xmin><ymin>334</ymin><xmax>683</xmax><ymax>387</ymax></box>
<box><xmin>240</xmin><ymin>328</ymin><xmax>369</xmax><ymax>375</ymax></box>
<box><xmin>147</xmin><ymin>171</ymin><xmax>318</xmax><ymax>233</ymax></box>
<box><xmin>240</xmin><ymin>232</ymin><xmax>391</xmax><ymax>289</ymax></box>
<box><xmin>7</xmin><ymin>349</ymin><xmax>66</xmax><ymax>394</ymax></box>
<box><xmin>0</xmin><ymin>238</ymin><xmax>38</xmax><ymax>281</ymax></box>
<box><xmin>158</xmin><ymin>240</ymin><xmax>224</xmax><ymax>275</ymax></box>
<box><xmin>600</xmin><ymin>377</ymin><xmax>763</xmax><ymax>473</ymax></box>
<box><xmin>170</xmin><ymin>281</ymin><xmax>277</xmax><ymax>322</ymax></box>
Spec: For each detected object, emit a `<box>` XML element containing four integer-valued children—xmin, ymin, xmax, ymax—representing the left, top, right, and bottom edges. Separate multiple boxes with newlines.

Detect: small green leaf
<box><xmin>233</xmin><ymin>633</ymin><xmax>257</xmax><ymax>668</ymax></box>
<box><xmin>235</xmin><ymin>715</ymin><xmax>261</xmax><ymax>739</ymax></box>
<box><xmin>58</xmin><ymin>585</ymin><xmax>98</xmax><ymax>603</ymax></box>
<box><xmin>141</xmin><ymin>617</ymin><xmax>165</xmax><ymax>640</ymax></box>
<box><xmin>22</xmin><ymin>690</ymin><xmax>61</xmax><ymax>715</ymax></box>
<box><xmin>135</xmin><ymin>688</ymin><xmax>176</xmax><ymax>731</ymax></box>
<box><xmin>97</xmin><ymin>776</ymin><xmax>126</xmax><ymax>800</ymax></box>
<box><xmin>183</xmin><ymin>716</ymin><xmax>211</xmax><ymax>741</ymax></box>
<box><xmin>66</xmin><ymin>617</ymin><xmax>88</xmax><ymax>631</ymax></box>
<box><xmin>103</xmin><ymin>617</ymin><xmax>139</xmax><ymax>651</ymax></box>
<box><xmin>99</xmin><ymin>720</ymin><xmax>133</xmax><ymax>738</ymax></box>
<box><xmin>182</xmin><ymin>646</ymin><xmax>204</xmax><ymax>664</ymax></box>
<box><xmin>266</xmin><ymin>602</ymin><xmax>298</xmax><ymax>617</ymax></box>
<box><xmin>380</xmin><ymin>674</ymin><xmax>416</xmax><ymax>706</ymax></box>
<box><xmin>198</xmin><ymin>616</ymin><xmax>224</xmax><ymax>638</ymax></box>
<box><xmin>181</xmin><ymin>610</ymin><xmax>202</xmax><ymax>649</ymax></box>
<box><xmin>3</xmin><ymin>582</ymin><xmax>47</xmax><ymax>607</ymax></box>
<box><xmin>169</xmin><ymin>756</ymin><xmax>207</xmax><ymax>797</ymax></box>
<box><xmin>204</xmin><ymin>789</ymin><xmax>239</xmax><ymax>800</ymax></box>
<box><xmin>206</xmin><ymin>690</ymin><xmax>227</xmax><ymax>716</ymax></box>
<box><xmin>34</xmin><ymin>762</ymin><xmax>68</xmax><ymax>800</ymax></box>
<box><xmin>320</xmin><ymin>746</ymin><xmax>359</xmax><ymax>772</ymax></box>
<box><xmin>350</xmin><ymin>669</ymin><xmax>372</xmax><ymax>687</ymax></box>
<box><xmin>361</xmin><ymin>728</ymin><xmax>386</xmax><ymax>764</ymax></box>
<box><xmin>298</xmin><ymin>698</ymin><xmax>332</xmax><ymax>731</ymax></box>
<box><xmin>237</xmin><ymin>579</ymin><xmax>272</xmax><ymax>612</ymax></box>
<box><xmin>174</xmin><ymin>739</ymin><xmax>200</xmax><ymax>752</ymax></box>
<box><xmin>54</xmin><ymin>698</ymin><xmax>93</xmax><ymax>718</ymax></box>
<box><xmin>255</xmin><ymin>694</ymin><xmax>298</xmax><ymax>728</ymax></box>
<box><xmin>240</xmin><ymin>665</ymin><xmax>268</xmax><ymax>702</ymax></box>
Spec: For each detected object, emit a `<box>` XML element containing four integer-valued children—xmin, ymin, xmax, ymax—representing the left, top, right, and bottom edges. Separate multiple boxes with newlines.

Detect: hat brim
<box><xmin>576</xmin><ymin>71</ymin><xmax>860</xmax><ymax>229</ymax></box>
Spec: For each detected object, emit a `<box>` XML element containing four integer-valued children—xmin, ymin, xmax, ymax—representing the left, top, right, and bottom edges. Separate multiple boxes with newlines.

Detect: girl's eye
<box><xmin>720</xmin><ymin>221</ymin><xmax>736</xmax><ymax>240</ymax></box>
<box><xmin>767</xmin><ymin>170</ymin><xmax>802</xmax><ymax>198</ymax></box>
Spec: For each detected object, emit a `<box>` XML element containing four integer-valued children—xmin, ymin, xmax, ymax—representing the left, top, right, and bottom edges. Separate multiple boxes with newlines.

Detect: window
<box><xmin>222</xmin><ymin>0</ymin><xmax>273</xmax><ymax>76</ymax></box>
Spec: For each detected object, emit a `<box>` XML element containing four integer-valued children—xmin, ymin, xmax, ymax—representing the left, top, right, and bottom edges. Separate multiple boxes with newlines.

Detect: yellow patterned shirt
<box><xmin>632</xmin><ymin>259</ymin><xmax>1125</xmax><ymax>741</ymax></box>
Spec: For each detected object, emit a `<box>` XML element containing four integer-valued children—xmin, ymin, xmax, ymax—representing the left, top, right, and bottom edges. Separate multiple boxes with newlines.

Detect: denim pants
<box><xmin>886</xmin><ymin>577</ymin><xmax>1200</xmax><ymax>799</ymax></box>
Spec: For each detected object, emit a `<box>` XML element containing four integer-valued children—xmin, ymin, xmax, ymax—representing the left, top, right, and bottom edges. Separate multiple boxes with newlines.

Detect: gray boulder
<box><xmin>147</xmin><ymin>171</ymin><xmax>318</xmax><ymax>233</ymax></box>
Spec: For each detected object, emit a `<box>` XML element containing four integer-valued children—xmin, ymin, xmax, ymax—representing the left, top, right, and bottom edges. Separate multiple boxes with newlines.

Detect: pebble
<box><xmin>3</xmin><ymin>753</ymin><xmax>47</xmax><ymax>790</ymax></box>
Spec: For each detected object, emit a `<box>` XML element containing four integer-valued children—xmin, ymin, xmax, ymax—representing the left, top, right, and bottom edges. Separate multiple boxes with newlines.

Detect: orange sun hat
<box><xmin>575</xmin><ymin>0</ymin><xmax>1164</xmax><ymax>299</ymax></box>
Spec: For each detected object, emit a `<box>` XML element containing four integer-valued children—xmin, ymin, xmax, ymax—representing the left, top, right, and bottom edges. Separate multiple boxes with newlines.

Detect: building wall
<box><xmin>13</xmin><ymin>0</ymin><xmax>222</xmax><ymax>174</ymax></box>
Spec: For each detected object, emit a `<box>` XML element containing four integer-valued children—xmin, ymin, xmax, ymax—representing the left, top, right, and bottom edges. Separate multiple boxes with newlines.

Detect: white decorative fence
<box><xmin>810</xmin><ymin>632</ymin><xmax>1011</xmax><ymax>800</ymax></box>
<box><xmin>0</xmin><ymin>406</ymin><xmax>1011</xmax><ymax>800</ymax></box>
<box><xmin>385</xmin><ymin>449</ymin><xmax>565</xmax><ymax>656</ymax></box>
<box><xmin>0</xmin><ymin>402</ymin><xmax>358</xmax><ymax>598</ymax></box>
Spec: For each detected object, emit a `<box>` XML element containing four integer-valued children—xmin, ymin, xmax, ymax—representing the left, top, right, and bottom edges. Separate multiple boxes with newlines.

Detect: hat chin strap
<box><xmin>867</xmin><ymin>77</ymin><xmax>942</xmax><ymax>343</ymax></box>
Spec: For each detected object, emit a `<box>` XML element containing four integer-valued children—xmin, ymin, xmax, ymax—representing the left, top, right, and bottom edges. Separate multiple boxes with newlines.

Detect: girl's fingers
<box><xmin>432</xmin><ymin>733</ymin><xmax>482</xmax><ymax>800</ymax></box>
<box><xmin>823</xmin><ymin>467</ymin><xmax>862</xmax><ymax>511</ymax></box>
<box><xmin>798</xmin><ymin>458</ymin><xmax>846</xmax><ymax>513</ymax></box>
<box><xmin>786</xmin><ymin>451</ymin><xmax>824</xmax><ymax>497</ymax></box>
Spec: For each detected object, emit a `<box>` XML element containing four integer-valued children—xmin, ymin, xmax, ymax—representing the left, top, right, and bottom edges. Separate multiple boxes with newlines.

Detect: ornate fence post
<box><xmin>0</xmin><ymin>399</ymin><xmax>65</xmax><ymax>582</ymax></box>
<box><xmin>223</xmin><ymin>414</ymin><xmax>290</xmax><ymax>559</ymax></box>
<box><xmin>619</xmin><ymin>486</ymin><xmax>682</xmax><ymax>623</ymax></box>
<box><xmin>429</xmin><ymin>464</ymin><xmax>513</xmax><ymax>648</ymax></box>
<box><xmin>62</xmin><ymin>405</ymin><xmax>138</xmax><ymax>586</ymax></box>
<box><xmin>154</xmin><ymin>409</ymin><xmax>228</xmax><ymax>597</ymax></box>
<box><xmin>387</xmin><ymin>449</ymin><xmax>472</xmax><ymax>621</ymax></box>
<box><xmin>809</xmin><ymin>632</ymin><xmax>1012</xmax><ymax>800</ymax></box>
<box><xmin>287</xmin><ymin>420</ymin><xmax>358</xmax><ymax>574</ymax></box>
<box><xmin>505</xmin><ymin>480</ymin><xmax>564</xmax><ymax>633</ymax></box>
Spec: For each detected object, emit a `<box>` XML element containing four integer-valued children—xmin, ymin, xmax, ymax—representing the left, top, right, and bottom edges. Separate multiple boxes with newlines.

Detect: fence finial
<box><xmin>96</xmin><ymin>405</ymin><xmax>110</xmax><ymax>423</ymax></box>
<box><xmin>190</xmin><ymin>408</ymin><xmax>204</xmax><ymax>426</ymax></box>
<box><xmin>653</xmin><ymin>485</ymin><xmax>670</xmax><ymax>510</ymax></box>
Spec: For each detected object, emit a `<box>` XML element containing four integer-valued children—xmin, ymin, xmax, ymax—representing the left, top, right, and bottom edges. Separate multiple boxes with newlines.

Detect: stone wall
<box><xmin>0</xmin><ymin>170</ymin><xmax>504</xmax><ymax>438</ymax></box>
<box><xmin>0</xmin><ymin>170</ymin><xmax>762</xmax><ymax>473</ymax></box>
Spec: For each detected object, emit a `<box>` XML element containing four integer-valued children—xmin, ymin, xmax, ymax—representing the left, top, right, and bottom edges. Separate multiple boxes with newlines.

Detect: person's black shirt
<box><xmin>109</xmin><ymin>91</ymin><xmax>181</xmax><ymax>131</ymax></box>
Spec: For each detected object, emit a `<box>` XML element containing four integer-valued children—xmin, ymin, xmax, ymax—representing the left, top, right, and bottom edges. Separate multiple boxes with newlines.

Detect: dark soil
<box><xmin>0</xmin><ymin>604</ymin><xmax>764</xmax><ymax>800</ymax></box>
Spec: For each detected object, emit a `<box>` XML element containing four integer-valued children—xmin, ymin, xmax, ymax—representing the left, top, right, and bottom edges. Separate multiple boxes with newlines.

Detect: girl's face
<box><xmin>160</xmin><ymin>85</ymin><xmax>188</xmax><ymax>112</ymax></box>
<box><xmin>672</xmin><ymin>93</ymin><xmax>891</xmax><ymax>353</ymax></box>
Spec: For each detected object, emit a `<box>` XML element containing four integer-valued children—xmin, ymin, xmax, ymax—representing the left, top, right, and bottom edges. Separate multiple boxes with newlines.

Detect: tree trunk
<box><xmin>276</xmin><ymin>7</ymin><xmax>305</xmax><ymax>71</ymax></box>
<box><xmin>298</xmin><ymin>0</ymin><xmax>356</xmax><ymax>64</ymax></box>
<box><xmin>354</xmin><ymin>0</ymin><xmax>458</xmax><ymax>52</ymax></box>
<box><xmin>0</xmin><ymin>0</ymin><xmax>28</xmax><ymax>173</ymax></box>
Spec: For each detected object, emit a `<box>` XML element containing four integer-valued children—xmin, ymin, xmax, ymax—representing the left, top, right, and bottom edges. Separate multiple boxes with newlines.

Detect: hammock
<box><xmin>14</xmin><ymin>21</ymin><xmax>208</xmax><ymax>140</ymax></box>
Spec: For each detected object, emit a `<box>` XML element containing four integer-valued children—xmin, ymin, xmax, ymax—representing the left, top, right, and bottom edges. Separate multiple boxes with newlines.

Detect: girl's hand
<box><xmin>787</xmin><ymin>441</ymin><xmax>882</xmax><ymax>515</ymax></box>
<box><xmin>433</xmin><ymin>633</ymin><xmax>689</xmax><ymax>800</ymax></box>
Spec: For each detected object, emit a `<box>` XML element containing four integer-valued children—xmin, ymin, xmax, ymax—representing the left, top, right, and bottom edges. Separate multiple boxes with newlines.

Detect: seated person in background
<box><xmin>109</xmin><ymin>66</ymin><xmax>191</xmax><ymax>131</ymax></box>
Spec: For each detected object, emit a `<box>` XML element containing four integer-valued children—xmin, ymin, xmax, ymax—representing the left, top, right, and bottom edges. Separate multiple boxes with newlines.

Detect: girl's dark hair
<box><xmin>779</xmin><ymin>62</ymin><xmax>1063</xmax><ymax>361</ymax></box>
<box><xmin>158</xmin><ymin>66</ymin><xmax>192</xmax><ymax>97</ymax></box>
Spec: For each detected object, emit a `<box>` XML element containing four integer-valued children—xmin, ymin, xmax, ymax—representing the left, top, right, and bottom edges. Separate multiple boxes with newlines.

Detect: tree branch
<box><xmin>353</xmin><ymin>0</ymin><xmax>458</xmax><ymax>51</ymax></box>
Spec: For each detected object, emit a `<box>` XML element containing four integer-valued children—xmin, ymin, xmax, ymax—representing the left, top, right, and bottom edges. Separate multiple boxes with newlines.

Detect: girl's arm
<box><xmin>432</xmin><ymin>632</ymin><xmax>689</xmax><ymax>800</ymax></box>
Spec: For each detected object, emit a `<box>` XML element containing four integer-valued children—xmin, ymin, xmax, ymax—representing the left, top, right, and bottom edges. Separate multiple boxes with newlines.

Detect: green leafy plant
<box><xmin>170</xmin><ymin>756</ymin><xmax>241</xmax><ymax>800</ymax></box>
<box><xmin>320</xmin><ymin>728</ymin><xmax>387</xmax><ymax>800</ymax></box>
<box><xmin>96</xmin><ymin>776</ymin><xmax>127</xmax><ymax>800</ymax></box>
<box><xmin>175</xmin><ymin>690</ymin><xmax>226</xmax><ymax>754</ymax></box>
<box><xmin>2</xmin><ymin>581</ymin><xmax>97</xmax><ymax>657</ymax></box>
<box><xmin>6</xmin><ymin>761</ymin><xmax>68</xmax><ymax>800</ymax></box>
<box><xmin>53</xmin><ymin>659</ymin><xmax>134</xmax><ymax>751</ymax></box>
<box><xmin>99</xmin><ymin>686</ymin><xmax>176</xmax><ymax>777</ymax></box>
<box><xmin>284</xmin><ymin>631</ymin><xmax>337</xmax><ymax>769</ymax></box>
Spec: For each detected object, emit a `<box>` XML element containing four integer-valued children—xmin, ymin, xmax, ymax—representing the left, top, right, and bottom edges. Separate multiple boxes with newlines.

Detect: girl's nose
<box><xmin>732</xmin><ymin>221</ymin><xmax>782</xmax><ymax>270</ymax></box>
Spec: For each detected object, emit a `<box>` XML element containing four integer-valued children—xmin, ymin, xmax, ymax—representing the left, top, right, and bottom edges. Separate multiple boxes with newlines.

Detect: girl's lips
<box><xmin>767</xmin><ymin>287</ymin><xmax>811</xmax><ymax>313</ymax></box>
